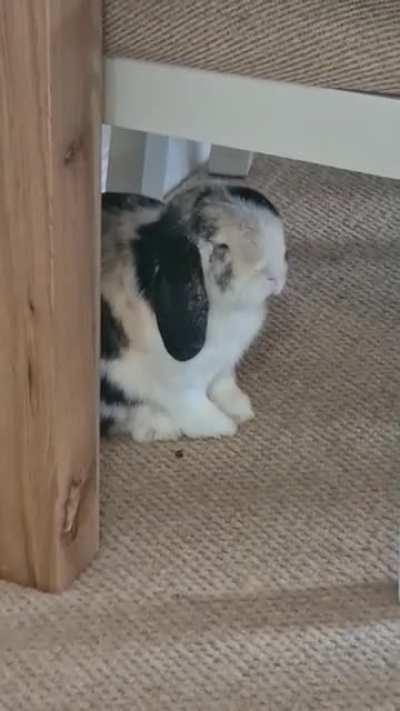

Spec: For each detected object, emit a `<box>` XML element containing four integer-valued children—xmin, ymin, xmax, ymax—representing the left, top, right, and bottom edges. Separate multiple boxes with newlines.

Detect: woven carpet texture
<box><xmin>104</xmin><ymin>0</ymin><xmax>400</xmax><ymax>95</ymax></box>
<box><xmin>1</xmin><ymin>155</ymin><xmax>400</xmax><ymax>710</ymax></box>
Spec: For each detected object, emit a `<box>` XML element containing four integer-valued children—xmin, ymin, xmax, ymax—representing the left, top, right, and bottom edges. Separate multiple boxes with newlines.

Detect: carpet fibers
<box><xmin>104</xmin><ymin>0</ymin><xmax>400</xmax><ymax>95</ymax></box>
<box><xmin>1</xmin><ymin>156</ymin><xmax>399</xmax><ymax>710</ymax></box>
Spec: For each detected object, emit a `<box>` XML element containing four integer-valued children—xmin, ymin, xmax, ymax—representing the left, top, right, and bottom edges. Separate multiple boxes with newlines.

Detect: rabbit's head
<box><xmin>133</xmin><ymin>183</ymin><xmax>287</xmax><ymax>362</ymax></box>
<box><xmin>192</xmin><ymin>184</ymin><xmax>287</xmax><ymax>307</ymax></box>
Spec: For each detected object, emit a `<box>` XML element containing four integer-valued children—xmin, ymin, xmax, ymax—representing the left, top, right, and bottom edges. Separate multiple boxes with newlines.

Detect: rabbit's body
<box><xmin>101</xmin><ymin>184</ymin><xmax>287</xmax><ymax>441</ymax></box>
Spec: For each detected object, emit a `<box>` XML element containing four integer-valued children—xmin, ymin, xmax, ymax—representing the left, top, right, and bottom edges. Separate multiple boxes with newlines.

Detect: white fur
<box><xmin>102</xmin><ymin>300</ymin><xmax>264</xmax><ymax>440</ymax></box>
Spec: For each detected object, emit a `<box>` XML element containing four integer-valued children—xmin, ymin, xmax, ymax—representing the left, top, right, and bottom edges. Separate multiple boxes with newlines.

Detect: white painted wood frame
<box><xmin>104</xmin><ymin>58</ymin><xmax>400</xmax><ymax>180</ymax></box>
<box><xmin>105</xmin><ymin>126</ymin><xmax>169</xmax><ymax>198</ymax></box>
<box><xmin>103</xmin><ymin>125</ymin><xmax>212</xmax><ymax>198</ymax></box>
<box><xmin>209</xmin><ymin>146</ymin><xmax>253</xmax><ymax>177</ymax></box>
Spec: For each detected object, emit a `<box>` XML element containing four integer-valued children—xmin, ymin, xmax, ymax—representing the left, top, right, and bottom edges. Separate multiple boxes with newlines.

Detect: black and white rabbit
<box><xmin>101</xmin><ymin>183</ymin><xmax>287</xmax><ymax>441</ymax></box>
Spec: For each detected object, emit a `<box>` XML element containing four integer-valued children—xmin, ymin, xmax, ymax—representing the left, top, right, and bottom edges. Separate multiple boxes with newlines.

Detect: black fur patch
<box><xmin>133</xmin><ymin>206</ymin><xmax>209</xmax><ymax>361</ymax></box>
<box><xmin>134</xmin><ymin>207</ymin><xmax>195</xmax><ymax>299</ymax></box>
<box><xmin>102</xmin><ymin>192</ymin><xmax>162</xmax><ymax>213</ymax></box>
<box><xmin>190</xmin><ymin>187</ymin><xmax>217</xmax><ymax>240</ymax></box>
<box><xmin>101</xmin><ymin>297</ymin><xmax>129</xmax><ymax>360</ymax></box>
<box><xmin>100</xmin><ymin>375</ymin><xmax>129</xmax><ymax>406</ymax></box>
<box><xmin>211</xmin><ymin>243</ymin><xmax>233</xmax><ymax>291</ymax></box>
<box><xmin>100</xmin><ymin>417</ymin><xmax>114</xmax><ymax>438</ymax></box>
<box><xmin>100</xmin><ymin>376</ymin><xmax>133</xmax><ymax>438</ymax></box>
<box><xmin>216</xmin><ymin>264</ymin><xmax>233</xmax><ymax>291</ymax></box>
<box><xmin>191</xmin><ymin>210</ymin><xmax>216</xmax><ymax>240</ymax></box>
<box><xmin>194</xmin><ymin>187</ymin><xmax>214</xmax><ymax>204</ymax></box>
<box><xmin>228</xmin><ymin>186</ymin><xmax>280</xmax><ymax>217</ymax></box>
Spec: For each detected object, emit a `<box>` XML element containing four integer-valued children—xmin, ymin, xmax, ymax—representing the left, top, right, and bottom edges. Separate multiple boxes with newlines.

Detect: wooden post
<box><xmin>0</xmin><ymin>1</ymin><xmax>101</xmax><ymax>591</ymax></box>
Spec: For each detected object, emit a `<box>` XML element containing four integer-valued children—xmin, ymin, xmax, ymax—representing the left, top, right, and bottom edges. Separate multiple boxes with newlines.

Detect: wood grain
<box><xmin>0</xmin><ymin>1</ymin><xmax>101</xmax><ymax>591</ymax></box>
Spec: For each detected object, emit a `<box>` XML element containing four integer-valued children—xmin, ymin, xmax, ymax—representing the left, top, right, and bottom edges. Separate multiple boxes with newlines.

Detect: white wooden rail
<box><xmin>104</xmin><ymin>58</ymin><xmax>400</xmax><ymax>180</ymax></box>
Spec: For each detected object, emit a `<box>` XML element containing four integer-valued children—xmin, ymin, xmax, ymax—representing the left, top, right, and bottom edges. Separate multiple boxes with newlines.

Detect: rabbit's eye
<box><xmin>212</xmin><ymin>243</ymin><xmax>229</xmax><ymax>261</ymax></box>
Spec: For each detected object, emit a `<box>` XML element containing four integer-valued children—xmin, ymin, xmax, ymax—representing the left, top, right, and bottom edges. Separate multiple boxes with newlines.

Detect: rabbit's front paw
<box><xmin>177</xmin><ymin>398</ymin><xmax>237</xmax><ymax>439</ymax></box>
<box><xmin>209</xmin><ymin>375</ymin><xmax>254</xmax><ymax>423</ymax></box>
<box><xmin>129</xmin><ymin>404</ymin><xmax>181</xmax><ymax>442</ymax></box>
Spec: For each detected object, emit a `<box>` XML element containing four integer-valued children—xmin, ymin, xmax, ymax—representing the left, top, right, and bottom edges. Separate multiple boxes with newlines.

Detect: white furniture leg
<box><xmin>104</xmin><ymin>126</ymin><xmax>210</xmax><ymax>199</ymax></box>
<box><xmin>209</xmin><ymin>145</ymin><xmax>253</xmax><ymax>177</ymax></box>
<box><xmin>105</xmin><ymin>127</ymin><xmax>168</xmax><ymax>199</ymax></box>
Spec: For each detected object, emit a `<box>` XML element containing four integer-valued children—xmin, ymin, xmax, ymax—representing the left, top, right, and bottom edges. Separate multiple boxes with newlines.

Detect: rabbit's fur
<box><xmin>101</xmin><ymin>183</ymin><xmax>287</xmax><ymax>441</ymax></box>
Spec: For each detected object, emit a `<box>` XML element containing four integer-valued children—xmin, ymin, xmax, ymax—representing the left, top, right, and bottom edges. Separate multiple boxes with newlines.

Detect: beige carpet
<box><xmin>104</xmin><ymin>0</ymin><xmax>400</xmax><ymax>95</ymax></box>
<box><xmin>1</xmin><ymin>156</ymin><xmax>399</xmax><ymax>710</ymax></box>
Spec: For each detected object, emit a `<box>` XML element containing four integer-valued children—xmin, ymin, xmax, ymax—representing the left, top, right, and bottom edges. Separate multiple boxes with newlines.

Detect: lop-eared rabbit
<box><xmin>101</xmin><ymin>183</ymin><xmax>287</xmax><ymax>442</ymax></box>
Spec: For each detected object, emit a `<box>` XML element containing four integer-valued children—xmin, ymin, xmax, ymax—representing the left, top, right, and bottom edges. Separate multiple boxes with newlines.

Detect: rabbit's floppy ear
<box><xmin>136</xmin><ymin>207</ymin><xmax>209</xmax><ymax>361</ymax></box>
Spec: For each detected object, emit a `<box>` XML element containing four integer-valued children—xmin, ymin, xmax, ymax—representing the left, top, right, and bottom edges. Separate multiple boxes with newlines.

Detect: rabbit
<box><xmin>101</xmin><ymin>182</ymin><xmax>287</xmax><ymax>442</ymax></box>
